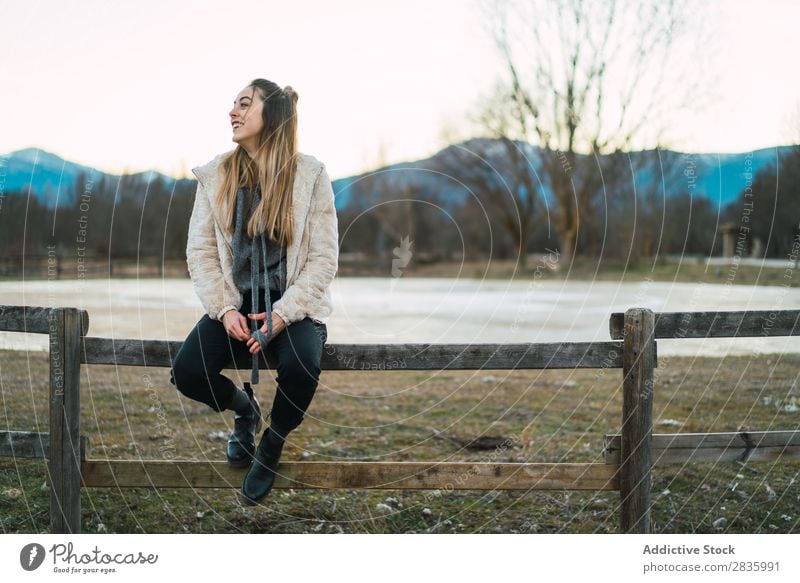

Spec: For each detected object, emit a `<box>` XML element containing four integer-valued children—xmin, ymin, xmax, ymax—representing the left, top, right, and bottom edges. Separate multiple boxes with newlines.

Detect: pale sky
<box><xmin>1</xmin><ymin>0</ymin><xmax>799</xmax><ymax>180</ymax></box>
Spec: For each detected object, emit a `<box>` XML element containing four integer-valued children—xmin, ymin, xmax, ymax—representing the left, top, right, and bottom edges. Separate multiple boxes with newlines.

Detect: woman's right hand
<box><xmin>222</xmin><ymin>309</ymin><xmax>251</xmax><ymax>342</ymax></box>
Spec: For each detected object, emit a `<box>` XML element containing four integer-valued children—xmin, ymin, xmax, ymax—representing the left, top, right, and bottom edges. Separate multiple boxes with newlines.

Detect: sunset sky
<box><xmin>1</xmin><ymin>0</ymin><xmax>799</xmax><ymax>179</ymax></box>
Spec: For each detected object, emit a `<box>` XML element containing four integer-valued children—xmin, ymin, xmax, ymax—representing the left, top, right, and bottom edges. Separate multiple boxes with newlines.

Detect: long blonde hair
<box><xmin>216</xmin><ymin>78</ymin><xmax>299</xmax><ymax>247</ymax></box>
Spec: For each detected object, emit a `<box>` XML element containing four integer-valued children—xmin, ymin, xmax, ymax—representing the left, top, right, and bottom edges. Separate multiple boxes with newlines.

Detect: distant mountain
<box><xmin>1</xmin><ymin>147</ymin><xmax>176</xmax><ymax>208</ymax></box>
<box><xmin>1</xmin><ymin>147</ymin><xmax>353</xmax><ymax>211</ymax></box>
<box><xmin>618</xmin><ymin>146</ymin><xmax>788</xmax><ymax>207</ymax></box>
<box><xmin>2</xmin><ymin>143</ymin><xmax>794</xmax><ymax>212</ymax></box>
<box><xmin>336</xmin><ymin>139</ymin><xmax>794</xmax><ymax>211</ymax></box>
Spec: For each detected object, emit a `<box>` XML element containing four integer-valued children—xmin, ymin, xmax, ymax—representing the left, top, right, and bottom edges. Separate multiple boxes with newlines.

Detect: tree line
<box><xmin>1</xmin><ymin>143</ymin><xmax>798</xmax><ymax>272</ymax></box>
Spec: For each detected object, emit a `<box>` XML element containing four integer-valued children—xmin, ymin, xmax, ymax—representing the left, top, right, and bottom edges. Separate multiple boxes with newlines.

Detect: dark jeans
<box><xmin>170</xmin><ymin>287</ymin><xmax>328</xmax><ymax>434</ymax></box>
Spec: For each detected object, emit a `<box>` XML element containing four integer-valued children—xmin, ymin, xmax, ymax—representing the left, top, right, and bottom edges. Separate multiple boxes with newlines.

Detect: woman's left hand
<box><xmin>246</xmin><ymin>311</ymin><xmax>287</xmax><ymax>353</ymax></box>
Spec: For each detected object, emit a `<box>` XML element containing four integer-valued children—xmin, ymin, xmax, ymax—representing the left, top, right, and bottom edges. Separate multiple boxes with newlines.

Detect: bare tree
<box><xmin>433</xmin><ymin>135</ymin><xmax>547</xmax><ymax>269</ymax></box>
<box><xmin>472</xmin><ymin>0</ymin><xmax>708</xmax><ymax>262</ymax></box>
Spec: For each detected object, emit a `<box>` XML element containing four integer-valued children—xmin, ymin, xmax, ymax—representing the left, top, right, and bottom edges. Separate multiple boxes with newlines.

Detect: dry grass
<box><xmin>338</xmin><ymin>257</ymin><xmax>800</xmax><ymax>287</ymax></box>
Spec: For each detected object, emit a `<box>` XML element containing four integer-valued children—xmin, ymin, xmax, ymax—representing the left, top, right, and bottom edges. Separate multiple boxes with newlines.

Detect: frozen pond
<box><xmin>1</xmin><ymin>277</ymin><xmax>799</xmax><ymax>357</ymax></box>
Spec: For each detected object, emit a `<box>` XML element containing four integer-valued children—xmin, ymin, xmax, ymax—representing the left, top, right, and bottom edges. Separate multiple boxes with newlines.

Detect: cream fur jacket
<box><xmin>187</xmin><ymin>149</ymin><xmax>338</xmax><ymax>325</ymax></box>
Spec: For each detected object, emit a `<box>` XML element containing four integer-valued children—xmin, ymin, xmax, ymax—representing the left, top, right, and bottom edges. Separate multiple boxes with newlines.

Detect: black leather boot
<box><xmin>226</xmin><ymin>383</ymin><xmax>262</xmax><ymax>468</ymax></box>
<box><xmin>240</xmin><ymin>425</ymin><xmax>287</xmax><ymax>505</ymax></box>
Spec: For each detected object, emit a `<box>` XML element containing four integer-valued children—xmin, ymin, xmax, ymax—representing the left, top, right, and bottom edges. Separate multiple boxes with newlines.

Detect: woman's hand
<box><xmin>246</xmin><ymin>311</ymin><xmax>287</xmax><ymax>354</ymax></box>
<box><xmin>222</xmin><ymin>310</ymin><xmax>251</xmax><ymax>342</ymax></box>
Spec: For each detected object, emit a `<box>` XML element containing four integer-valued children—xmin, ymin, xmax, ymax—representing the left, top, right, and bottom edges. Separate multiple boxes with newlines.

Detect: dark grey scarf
<box><xmin>249</xmin><ymin>229</ymin><xmax>272</xmax><ymax>384</ymax></box>
<box><xmin>234</xmin><ymin>184</ymin><xmax>273</xmax><ymax>384</ymax></box>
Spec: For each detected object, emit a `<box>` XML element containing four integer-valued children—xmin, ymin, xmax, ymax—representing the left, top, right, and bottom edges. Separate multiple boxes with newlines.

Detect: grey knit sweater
<box><xmin>231</xmin><ymin>183</ymin><xmax>287</xmax><ymax>384</ymax></box>
<box><xmin>231</xmin><ymin>184</ymin><xmax>287</xmax><ymax>293</ymax></box>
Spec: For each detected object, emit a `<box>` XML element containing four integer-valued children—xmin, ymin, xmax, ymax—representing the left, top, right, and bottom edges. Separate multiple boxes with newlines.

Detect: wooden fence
<box><xmin>1</xmin><ymin>304</ymin><xmax>798</xmax><ymax>534</ymax></box>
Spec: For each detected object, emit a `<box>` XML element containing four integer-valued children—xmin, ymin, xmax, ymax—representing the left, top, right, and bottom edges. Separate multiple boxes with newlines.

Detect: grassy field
<box><xmin>338</xmin><ymin>256</ymin><xmax>800</xmax><ymax>287</ymax></box>
<box><xmin>1</xmin><ymin>348</ymin><xmax>798</xmax><ymax>534</ymax></box>
<box><xmin>6</xmin><ymin>256</ymin><xmax>798</xmax><ymax>287</ymax></box>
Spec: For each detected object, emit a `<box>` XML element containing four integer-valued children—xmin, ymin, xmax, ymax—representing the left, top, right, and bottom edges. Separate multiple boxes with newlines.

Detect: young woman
<box><xmin>170</xmin><ymin>78</ymin><xmax>338</xmax><ymax>505</ymax></box>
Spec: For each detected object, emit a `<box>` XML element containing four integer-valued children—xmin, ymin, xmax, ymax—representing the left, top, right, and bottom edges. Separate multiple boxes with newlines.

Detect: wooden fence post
<box><xmin>620</xmin><ymin>307</ymin><xmax>655</xmax><ymax>533</ymax></box>
<box><xmin>48</xmin><ymin>307</ymin><xmax>84</xmax><ymax>534</ymax></box>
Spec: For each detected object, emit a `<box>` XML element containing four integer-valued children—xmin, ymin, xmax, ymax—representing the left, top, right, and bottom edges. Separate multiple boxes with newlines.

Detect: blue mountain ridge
<box><xmin>2</xmin><ymin>143</ymin><xmax>793</xmax><ymax>213</ymax></box>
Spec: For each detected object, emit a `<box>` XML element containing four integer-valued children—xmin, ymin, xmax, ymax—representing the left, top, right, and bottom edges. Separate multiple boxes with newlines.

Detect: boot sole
<box><xmin>238</xmin><ymin>476</ymin><xmax>274</xmax><ymax>506</ymax></box>
<box><xmin>238</xmin><ymin>491</ymin><xmax>262</xmax><ymax>506</ymax></box>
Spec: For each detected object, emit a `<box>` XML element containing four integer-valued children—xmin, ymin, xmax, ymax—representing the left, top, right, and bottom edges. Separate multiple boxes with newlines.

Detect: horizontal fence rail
<box><xmin>80</xmin><ymin>337</ymin><xmax>630</xmax><ymax>370</ymax></box>
<box><xmin>0</xmin><ymin>430</ymin><xmax>619</xmax><ymax>491</ymax></box>
<box><xmin>80</xmin><ymin>460</ymin><xmax>620</xmax><ymax>491</ymax></box>
<box><xmin>0</xmin><ymin>305</ymin><xmax>90</xmax><ymax>335</ymax></box>
<box><xmin>609</xmin><ymin>309</ymin><xmax>800</xmax><ymax>339</ymax></box>
<box><xmin>603</xmin><ymin>430</ymin><xmax>800</xmax><ymax>464</ymax></box>
<box><xmin>0</xmin><ymin>431</ymin><xmax>88</xmax><ymax>460</ymax></box>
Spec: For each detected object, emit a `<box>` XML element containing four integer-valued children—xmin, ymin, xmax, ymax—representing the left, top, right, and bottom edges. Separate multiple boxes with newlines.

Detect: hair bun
<box><xmin>283</xmin><ymin>85</ymin><xmax>298</xmax><ymax>103</ymax></box>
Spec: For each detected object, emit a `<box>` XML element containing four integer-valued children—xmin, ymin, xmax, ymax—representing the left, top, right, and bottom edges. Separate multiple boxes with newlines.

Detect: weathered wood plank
<box><xmin>80</xmin><ymin>337</ymin><xmax>627</xmax><ymax>370</ymax></box>
<box><xmin>0</xmin><ymin>431</ymin><xmax>88</xmax><ymax>460</ymax></box>
<box><xmin>609</xmin><ymin>446</ymin><xmax>799</xmax><ymax>464</ymax></box>
<box><xmin>609</xmin><ymin>309</ymin><xmax>800</xmax><ymax>339</ymax></box>
<box><xmin>80</xmin><ymin>460</ymin><xmax>619</xmax><ymax>490</ymax></box>
<box><xmin>48</xmin><ymin>308</ymin><xmax>84</xmax><ymax>534</ymax></box>
<box><xmin>619</xmin><ymin>308</ymin><xmax>655</xmax><ymax>534</ymax></box>
<box><xmin>605</xmin><ymin>430</ymin><xmax>800</xmax><ymax>450</ymax></box>
<box><xmin>604</xmin><ymin>430</ymin><xmax>800</xmax><ymax>464</ymax></box>
<box><xmin>0</xmin><ymin>305</ymin><xmax>89</xmax><ymax>335</ymax></box>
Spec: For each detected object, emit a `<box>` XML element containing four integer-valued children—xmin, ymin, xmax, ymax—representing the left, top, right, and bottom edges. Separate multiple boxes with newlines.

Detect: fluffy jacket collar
<box><xmin>191</xmin><ymin>149</ymin><xmax>321</xmax><ymax>249</ymax></box>
<box><xmin>191</xmin><ymin>149</ymin><xmax>323</xmax><ymax>285</ymax></box>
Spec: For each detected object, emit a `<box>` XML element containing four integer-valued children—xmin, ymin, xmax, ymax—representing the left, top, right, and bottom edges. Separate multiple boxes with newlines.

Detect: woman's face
<box><xmin>229</xmin><ymin>85</ymin><xmax>264</xmax><ymax>155</ymax></box>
